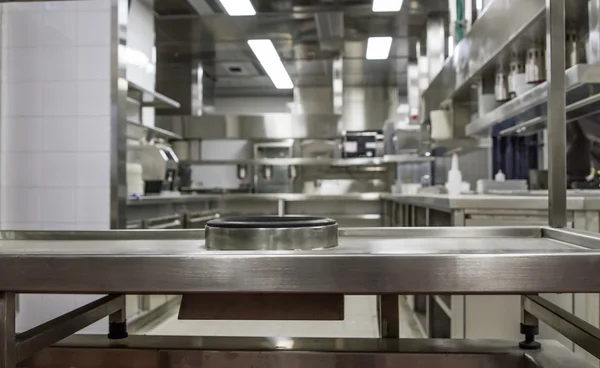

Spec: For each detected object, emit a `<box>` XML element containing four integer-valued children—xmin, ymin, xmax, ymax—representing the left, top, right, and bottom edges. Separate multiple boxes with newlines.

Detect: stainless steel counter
<box><xmin>128</xmin><ymin>193</ymin><xmax>384</xmax><ymax>206</ymax></box>
<box><xmin>0</xmin><ymin>227</ymin><xmax>598</xmax><ymax>294</ymax></box>
<box><xmin>381</xmin><ymin>193</ymin><xmax>600</xmax><ymax>211</ymax></box>
<box><xmin>133</xmin><ymin>192</ymin><xmax>600</xmax><ymax>209</ymax></box>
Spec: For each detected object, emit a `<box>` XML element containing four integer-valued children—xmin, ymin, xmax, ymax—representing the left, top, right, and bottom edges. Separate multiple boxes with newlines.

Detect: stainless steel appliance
<box><xmin>128</xmin><ymin>140</ymin><xmax>180</xmax><ymax>194</ymax></box>
<box><xmin>341</xmin><ymin>131</ymin><xmax>381</xmax><ymax>158</ymax></box>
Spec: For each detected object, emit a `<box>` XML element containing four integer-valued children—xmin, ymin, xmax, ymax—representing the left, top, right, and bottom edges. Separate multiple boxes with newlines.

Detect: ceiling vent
<box><xmin>218</xmin><ymin>62</ymin><xmax>260</xmax><ymax>77</ymax></box>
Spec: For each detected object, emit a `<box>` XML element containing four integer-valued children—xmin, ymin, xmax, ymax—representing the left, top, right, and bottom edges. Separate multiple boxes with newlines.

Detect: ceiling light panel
<box><xmin>366</xmin><ymin>37</ymin><xmax>393</xmax><ymax>60</ymax></box>
<box><xmin>372</xmin><ymin>0</ymin><xmax>404</xmax><ymax>12</ymax></box>
<box><xmin>218</xmin><ymin>0</ymin><xmax>256</xmax><ymax>16</ymax></box>
<box><xmin>248</xmin><ymin>39</ymin><xmax>294</xmax><ymax>89</ymax></box>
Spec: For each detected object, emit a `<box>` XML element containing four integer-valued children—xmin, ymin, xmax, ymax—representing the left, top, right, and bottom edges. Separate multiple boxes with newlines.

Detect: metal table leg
<box><xmin>108</xmin><ymin>295</ymin><xmax>128</xmax><ymax>340</ymax></box>
<box><xmin>377</xmin><ymin>295</ymin><xmax>399</xmax><ymax>338</ymax></box>
<box><xmin>0</xmin><ymin>293</ymin><xmax>16</xmax><ymax>368</ymax></box>
<box><xmin>546</xmin><ymin>0</ymin><xmax>567</xmax><ymax>228</ymax></box>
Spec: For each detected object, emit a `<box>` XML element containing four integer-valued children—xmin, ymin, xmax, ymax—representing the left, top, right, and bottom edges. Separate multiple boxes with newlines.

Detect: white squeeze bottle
<box><xmin>446</xmin><ymin>153</ymin><xmax>462</xmax><ymax>195</ymax></box>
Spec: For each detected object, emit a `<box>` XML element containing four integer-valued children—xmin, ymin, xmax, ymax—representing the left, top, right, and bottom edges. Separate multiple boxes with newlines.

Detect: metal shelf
<box><xmin>422</xmin><ymin>0</ymin><xmax>547</xmax><ymax>115</ymax></box>
<box><xmin>126</xmin><ymin>120</ymin><xmax>183</xmax><ymax>141</ymax></box>
<box><xmin>466</xmin><ymin>64</ymin><xmax>600</xmax><ymax>136</ymax></box>
<box><xmin>0</xmin><ymin>227</ymin><xmax>599</xmax><ymax>294</ymax></box>
<box><xmin>430</xmin><ymin>138</ymin><xmax>492</xmax><ymax>156</ymax></box>
<box><xmin>127</xmin><ymin>80</ymin><xmax>181</xmax><ymax>109</ymax></box>
<box><xmin>422</xmin><ymin>0</ymin><xmax>588</xmax><ymax>121</ymax></box>
<box><xmin>182</xmin><ymin>155</ymin><xmax>434</xmax><ymax>167</ymax></box>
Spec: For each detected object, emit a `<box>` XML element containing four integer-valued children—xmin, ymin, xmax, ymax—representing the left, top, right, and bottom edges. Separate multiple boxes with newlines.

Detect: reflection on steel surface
<box><xmin>0</xmin><ymin>227</ymin><xmax>598</xmax><ymax>293</ymax></box>
<box><xmin>23</xmin><ymin>337</ymin><xmax>594</xmax><ymax>368</ymax></box>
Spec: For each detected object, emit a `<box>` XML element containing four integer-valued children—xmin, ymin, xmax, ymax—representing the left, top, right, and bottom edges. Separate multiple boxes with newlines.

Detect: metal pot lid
<box><xmin>205</xmin><ymin>215</ymin><xmax>338</xmax><ymax>251</ymax></box>
<box><xmin>207</xmin><ymin>215</ymin><xmax>336</xmax><ymax>229</ymax></box>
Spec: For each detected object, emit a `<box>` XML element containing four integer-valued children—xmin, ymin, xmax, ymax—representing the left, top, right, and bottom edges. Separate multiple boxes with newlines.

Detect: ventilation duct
<box><xmin>156</xmin><ymin>59</ymin><xmax>215</xmax><ymax>116</ymax></box>
<box><xmin>314</xmin><ymin>12</ymin><xmax>344</xmax><ymax>51</ymax></box>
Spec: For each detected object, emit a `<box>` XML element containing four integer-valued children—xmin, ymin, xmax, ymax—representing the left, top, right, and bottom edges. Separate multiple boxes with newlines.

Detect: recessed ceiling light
<box><xmin>372</xmin><ymin>0</ymin><xmax>404</xmax><ymax>12</ymax></box>
<box><xmin>248</xmin><ymin>39</ymin><xmax>294</xmax><ymax>89</ymax></box>
<box><xmin>366</xmin><ymin>37</ymin><xmax>393</xmax><ymax>60</ymax></box>
<box><xmin>218</xmin><ymin>0</ymin><xmax>256</xmax><ymax>16</ymax></box>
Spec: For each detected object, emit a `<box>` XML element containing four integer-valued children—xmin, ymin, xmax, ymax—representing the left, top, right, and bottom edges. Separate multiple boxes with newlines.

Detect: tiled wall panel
<box><xmin>0</xmin><ymin>0</ymin><xmax>112</xmax><ymax>334</ymax></box>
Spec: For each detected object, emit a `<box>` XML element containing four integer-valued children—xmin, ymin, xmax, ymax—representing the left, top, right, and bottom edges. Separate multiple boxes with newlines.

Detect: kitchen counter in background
<box><xmin>126</xmin><ymin>193</ymin><xmax>385</xmax><ymax>229</ymax></box>
<box><xmin>381</xmin><ymin>191</ymin><xmax>600</xmax><ymax>358</ymax></box>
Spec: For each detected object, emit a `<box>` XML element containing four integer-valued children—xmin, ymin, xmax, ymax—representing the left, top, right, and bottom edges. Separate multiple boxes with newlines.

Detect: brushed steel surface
<box><xmin>381</xmin><ymin>193</ymin><xmax>600</xmax><ymax>211</ymax></box>
<box><xmin>524</xmin><ymin>295</ymin><xmax>600</xmax><ymax>359</ymax></box>
<box><xmin>128</xmin><ymin>193</ymin><xmax>384</xmax><ymax>206</ymax></box>
<box><xmin>16</xmin><ymin>295</ymin><xmax>121</xmax><ymax>363</ymax></box>
<box><xmin>0</xmin><ymin>227</ymin><xmax>598</xmax><ymax>294</ymax></box>
<box><xmin>180</xmin><ymin>155</ymin><xmax>433</xmax><ymax>166</ymax></box>
<box><xmin>546</xmin><ymin>0</ymin><xmax>567</xmax><ymax>228</ymax></box>
<box><xmin>21</xmin><ymin>337</ymin><xmax>594</xmax><ymax>368</ymax></box>
<box><xmin>156</xmin><ymin>114</ymin><xmax>340</xmax><ymax>140</ymax></box>
<box><xmin>205</xmin><ymin>216</ymin><xmax>338</xmax><ymax>251</ymax></box>
<box><xmin>0</xmin><ymin>293</ymin><xmax>15</xmax><ymax>368</ymax></box>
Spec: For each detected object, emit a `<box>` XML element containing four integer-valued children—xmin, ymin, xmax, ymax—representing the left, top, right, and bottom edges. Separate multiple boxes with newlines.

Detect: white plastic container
<box><xmin>430</xmin><ymin>110</ymin><xmax>452</xmax><ymax>141</ymax></box>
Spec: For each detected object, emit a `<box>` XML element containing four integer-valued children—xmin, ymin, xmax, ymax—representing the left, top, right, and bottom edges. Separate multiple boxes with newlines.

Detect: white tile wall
<box><xmin>0</xmin><ymin>1</ymin><xmax>112</xmax><ymax>334</ymax></box>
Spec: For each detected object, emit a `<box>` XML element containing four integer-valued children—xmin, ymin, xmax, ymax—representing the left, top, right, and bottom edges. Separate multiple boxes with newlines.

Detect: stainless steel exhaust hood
<box><xmin>156</xmin><ymin>114</ymin><xmax>340</xmax><ymax>140</ymax></box>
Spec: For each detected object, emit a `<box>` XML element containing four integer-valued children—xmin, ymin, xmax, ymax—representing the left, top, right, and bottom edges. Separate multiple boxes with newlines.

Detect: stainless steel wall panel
<box><xmin>157</xmin><ymin>114</ymin><xmax>340</xmax><ymax>140</ymax></box>
<box><xmin>341</xmin><ymin>87</ymin><xmax>391</xmax><ymax>131</ymax></box>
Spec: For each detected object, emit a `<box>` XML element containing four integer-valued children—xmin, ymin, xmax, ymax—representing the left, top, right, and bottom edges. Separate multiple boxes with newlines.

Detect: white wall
<box><xmin>0</xmin><ymin>0</ymin><xmax>112</xmax><ymax>333</ymax></box>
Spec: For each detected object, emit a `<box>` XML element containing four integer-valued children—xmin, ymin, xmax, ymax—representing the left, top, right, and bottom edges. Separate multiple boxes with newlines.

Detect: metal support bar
<box><xmin>523</xmin><ymin>295</ymin><xmax>600</xmax><ymax>359</ymax></box>
<box><xmin>377</xmin><ymin>295</ymin><xmax>399</xmax><ymax>338</ymax></box>
<box><xmin>0</xmin><ymin>293</ymin><xmax>16</xmax><ymax>368</ymax></box>
<box><xmin>546</xmin><ymin>0</ymin><xmax>566</xmax><ymax>228</ymax></box>
<box><xmin>277</xmin><ymin>199</ymin><xmax>286</xmax><ymax>217</ymax></box>
<box><xmin>16</xmin><ymin>294</ymin><xmax>122</xmax><ymax>363</ymax></box>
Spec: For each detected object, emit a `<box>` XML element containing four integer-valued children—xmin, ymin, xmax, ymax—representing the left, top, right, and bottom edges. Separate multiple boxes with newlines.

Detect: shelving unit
<box><xmin>126</xmin><ymin>119</ymin><xmax>182</xmax><ymax>141</ymax></box>
<box><xmin>181</xmin><ymin>155</ymin><xmax>434</xmax><ymax>167</ymax></box>
<box><xmin>466</xmin><ymin>64</ymin><xmax>600</xmax><ymax>136</ymax></box>
<box><xmin>127</xmin><ymin>80</ymin><xmax>180</xmax><ymax>109</ymax></box>
<box><xmin>126</xmin><ymin>81</ymin><xmax>182</xmax><ymax>140</ymax></box>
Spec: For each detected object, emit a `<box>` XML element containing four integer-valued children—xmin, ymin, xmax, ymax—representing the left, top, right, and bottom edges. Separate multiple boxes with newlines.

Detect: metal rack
<box><xmin>127</xmin><ymin>80</ymin><xmax>180</xmax><ymax>109</ymax></box>
<box><xmin>126</xmin><ymin>80</ymin><xmax>182</xmax><ymax>140</ymax></box>
<box><xmin>181</xmin><ymin>155</ymin><xmax>434</xmax><ymax>167</ymax></box>
<box><xmin>467</xmin><ymin>64</ymin><xmax>600</xmax><ymax>136</ymax></box>
<box><xmin>4</xmin><ymin>226</ymin><xmax>600</xmax><ymax>367</ymax></box>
